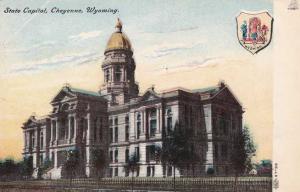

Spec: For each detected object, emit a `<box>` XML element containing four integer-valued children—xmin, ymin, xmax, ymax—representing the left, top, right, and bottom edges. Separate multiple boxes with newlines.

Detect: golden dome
<box><xmin>105</xmin><ymin>18</ymin><xmax>132</xmax><ymax>52</ymax></box>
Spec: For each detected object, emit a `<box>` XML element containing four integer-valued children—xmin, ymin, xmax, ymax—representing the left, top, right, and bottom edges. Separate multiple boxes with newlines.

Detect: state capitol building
<box><xmin>22</xmin><ymin>19</ymin><xmax>244</xmax><ymax>179</ymax></box>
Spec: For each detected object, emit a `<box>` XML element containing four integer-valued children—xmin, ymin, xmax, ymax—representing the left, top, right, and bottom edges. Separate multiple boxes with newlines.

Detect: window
<box><xmin>109</xmin><ymin>151</ymin><xmax>113</xmax><ymax>163</ymax></box>
<box><xmin>94</xmin><ymin>118</ymin><xmax>98</xmax><ymax>142</ymax></box>
<box><xmin>137</xmin><ymin>122</ymin><xmax>141</xmax><ymax>139</ymax></box>
<box><xmin>115</xmin><ymin>167</ymin><xmax>118</xmax><ymax>177</ymax></box>
<box><xmin>125</xmin><ymin>115</ymin><xmax>129</xmax><ymax>141</ymax></box>
<box><xmin>70</xmin><ymin>117</ymin><xmax>74</xmax><ymax>139</ymax></box>
<box><xmin>221</xmin><ymin>144</ymin><xmax>228</xmax><ymax>160</ymax></box>
<box><xmin>115</xmin><ymin>66</ymin><xmax>122</xmax><ymax>82</ymax></box>
<box><xmin>152</xmin><ymin>166</ymin><xmax>155</xmax><ymax>177</ymax></box>
<box><xmin>214</xmin><ymin>144</ymin><xmax>219</xmax><ymax>160</ymax></box>
<box><xmin>125</xmin><ymin>115</ymin><xmax>129</xmax><ymax>124</ymax></box>
<box><xmin>110</xmin><ymin>128</ymin><xmax>113</xmax><ymax>143</ymax></box>
<box><xmin>149</xmin><ymin>109</ymin><xmax>157</xmax><ymax>137</ymax></box>
<box><xmin>40</xmin><ymin>131</ymin><xmax>44</xmax><ymax>149</ymax></box>
<box><xmin>136</xmin><ymin>113</ymin><xmax>141</xmax><ymax>139</ymax></box>
<box><xmin>114</xmin><ymin>117</ymin><xmax>118</xmax><ymax>125</ymax></box>
<box><xmin>146</xmin><ymin>145</ymin><xmax>155</xmax><ymax>162</ymax></box>
<box><xmin>40</xmin><ymin>155</ymin><xmax>43</xmax><ymax>166</ymax></box>
<box><xmin>109</xmin><ymin>168</ymin><xmax>113</xmax><ymax>177</ymax></box>
<box><xmin>115</xmin><ymin>150</ymin><xmax>118</xmax><ymax>163</ymax></box>
<box><xmin>135</xmin><ymin>147</ymin><xmax>140</xmax><ymax>162</ymax></box>
<box><xmin>167</xmin><ymin>166</ymin><xmax>172</xmax><ymax>176</ymax></box>
<box><xmin>99</xmin><ymin>118</ymin><xmax>103</xmax><ymax>141</ymax></box>
<box><xmin>125</xmin><ymin>149</ymin><xmax>129</xmax><ymax>163</ymax></box>
<box><xmin>31</xmin><ymin>132</ymin><xmax>35</xmax><ymax>148</ymax></box>
<box><xmin>147</xmin><ymin>166</ymin><xmax>151</xmax><ymax>177</ymax></box>
<box><xmin>136</xmin><ymin>167</ymin><xmax>140</xmax><ymax>177</ymax></box>
<box><xmin>167</xmin><ymin>117</ymin><xmax>172</xmax><ymax>133</ymax></box>
<box><xmin>52</xmin><ymin>120</ymin><xmax>56</xmax><ymax>140</ymax></box>
<box><xmin>125</xmin><ymin>125</ymin><xmax>129</xmax><ymax>141</ymax></box>
<box><xmin>114</xmin><ymin>126</ymin><xmax>118</xmax><ymax>142</ymax></box>
<box><xmin>125</xmin><ymin>167</ymin><xmax>129</xmax><ymax>177</ymax></box>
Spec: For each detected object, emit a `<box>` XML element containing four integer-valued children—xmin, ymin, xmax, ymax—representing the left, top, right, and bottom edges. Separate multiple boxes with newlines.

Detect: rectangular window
<box><xmin>146</xmin><ymin>145</ymin><xmax>155</xmax><ymax>162</ymax></box>
<box><xmin>135</xmin><ymin>147</ymin><xmax>140</xmax><ymax>162</ymax></box>
<box><xmin>109</xmin><ymin>151</ymin><xmax>113</xmax><ymax>163</ymax></box>
<box><xmin>125</xmin><ymin>167</ymin><xmax>129</xmax><ymax>177</ymax></box>
<box><xmin>109</xmin><ymin>168</ymin><xmax>113</xmax><ymax>177</ymax></box>
<box><xmin>110</xmin><ymin>128</ymin><xmax>113</xmax><ymax>143</ymax></box>
<box><xmin>221</xmin><ymin>144</ymin><xmax>228</xmax><ymax>160</ymax></box>
<box><xmin>40</xmin><ymin>131</ymin><xmax>44</xmax><ymax>149</ymax></box>
<box><xmin>115</xmin><ymin>150</ymin><xmax>118</xmax><ymax>163</ymax></box>
<box><xmin>167</xmin><ymin>117</ymin><xmax>172</xmax><ymax>134</ymax></box>
<box><xmin>125</xmin><ymin>125</ymin><xmax>129</xmax><ymax>141</ymax></box>
<box><xmin>94</xmin><ymin>119</ymin><xmax>97</xmax><ymax>142</ymax></box>
<box><xmin>150</xmin><ymin>120</ymin><xmax>156</xmax><ymax>137</ymax></box>
<box><xmin>40</xmin><ymin>155</ymin><xmax>43</xmax><ymax>166</ymax></box>
<box><xmin>99</xmin><ymin>118</ymin><xmax>103</xmax><ymax>141</ymax></box>
<box><xmin>114</xmin><ymin>126</ymin><xmax>118</xmax><ymax>142</ymax></box>
<box><xmin>125</xmin><ymin>149</ymin><xmax>129</xmax><ymax>163</ymax></box>
<box><xmin>167</xmin><ymin>166</ymin><xmax>172</xmax><ymax>176</ymax></box>
<box><xmin>137</xmin><ymin>122</ymin><xmax>141</xmax><ymax>139</ymax></box>
<box><xmin>214</xmin><ymin>144</ymin><xmax>219</xmax><ymax>160</ymax></box>
<box><xmin>115</xmin><ymin>167</ymin><xmax>118</xmax><ymax>177</ymax></box>
<box><xmin>147</xmin><ymin>166</ymin><xmax>151</xmax><ymax>177</ymax></box>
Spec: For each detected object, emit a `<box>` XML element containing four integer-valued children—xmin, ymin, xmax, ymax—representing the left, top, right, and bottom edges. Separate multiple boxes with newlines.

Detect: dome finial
<box><xmin>115</xmin><ymin>18</ymin><xmax>122</xmax><ymax>32</ymax></box>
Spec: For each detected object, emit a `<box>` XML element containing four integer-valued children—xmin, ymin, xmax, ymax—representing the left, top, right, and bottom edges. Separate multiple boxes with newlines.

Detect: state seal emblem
<box><xmin>236</xmin><ymin>11</ymin><xmax>273</xmax><ymax>54</ymax></box>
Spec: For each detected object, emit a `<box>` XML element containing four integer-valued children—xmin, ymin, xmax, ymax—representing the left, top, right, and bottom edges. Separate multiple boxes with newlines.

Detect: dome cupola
<box><xmin>105</xmin><ymin>18</ymin><xmax>132</xmax><ymax>53</ymax></box>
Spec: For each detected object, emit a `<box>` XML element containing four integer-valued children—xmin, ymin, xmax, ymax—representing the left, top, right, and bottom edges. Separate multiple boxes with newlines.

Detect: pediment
<box><xmin>23</xmin><ymin>116</ymin><xmax>38</xmax><ymax>127</ymax></box>
<box><xmin>213</xmin><ymin>87</ymin><xmax>241</xmax><ymax>107</ymax></box>
<box><xmin>51</xmin><ymin>87</ymin><xmax>77</xmax><ymax>104</ymax></box>
<box><xmin>140</xmin><ymin>89</ymin><xmax>160</xmax><ymax>102</ymax></box>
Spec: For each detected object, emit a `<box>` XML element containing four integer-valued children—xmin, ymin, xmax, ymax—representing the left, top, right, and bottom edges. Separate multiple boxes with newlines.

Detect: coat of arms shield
<box><xmin>236</xmin><ymin>11</ymin><xmax>273</xmax><ymax>54</ymax></box>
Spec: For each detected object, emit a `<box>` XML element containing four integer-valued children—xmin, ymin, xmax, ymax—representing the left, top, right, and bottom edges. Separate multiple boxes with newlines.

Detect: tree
<box><xmin>161</xmin><ymin>121</ymin><xmax>197</xmax><ymax>191</ymax></box>
<box><xmin>63</xmin><ymin>149</ymin><xmax>79</xmax><ymax>186</ymax></box>
<box><xmin>21</xmin><ymin>156</ymin><xmax>33</xmax><ymax>179</ymax></box>
<box><xmin>39</xmin><ymin>157</ymin><xmax>53</xmax><ymax>179</ymax></box>
<box><xmin>231</xmin><ymin>125</ymin><xmax>256</xmax><ymax>175</ymax></box>
<box><xmin>231</xmin><ymin>125</ymin><xmax>256</xmax><ymax>192</ymax></box>
<box><xmin>124</xmin><ymin>152</ymin><xmax>139</xmax><ymax>192</ymax></box>
<box><xmin>91</xmin><ymin>148</ymin><xmax>107</xmax><ymax>187</ymax></box>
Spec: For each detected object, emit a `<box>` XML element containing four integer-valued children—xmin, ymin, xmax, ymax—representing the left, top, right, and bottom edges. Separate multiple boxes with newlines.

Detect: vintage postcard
<box><xmin>0</xmin><ymin>0</ymin><xmax>299</xmax><ymax>192</ymax></box>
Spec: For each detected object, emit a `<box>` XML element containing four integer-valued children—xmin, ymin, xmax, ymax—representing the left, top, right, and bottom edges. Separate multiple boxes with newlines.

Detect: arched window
<box><xmin>149</xmin><ymin>109</ymin><xmax>157</xmax><ymax>137</ymax></box>
<box><xmin>166</xmin><ymin>108</ymin><xmax>172</xmax><ymax>134</ymax></box>
<box><xmin>115</xmin><ymin>66</ymin><xmax>122</xmax><ymax>82</ymax></box>
<box><xmin>70</xmin><ymin>117</ymin><xmax>74</xmax><ymax>139</ymax></box>
<box><xmin>40</xmin><ymin>131</ymin><xmax>44</xmax><ymax>149</ymax></box>
<box><xmin>136</xmin><ymin>113</ymin><xmax>141</xmax><ymax>139</ymax></box>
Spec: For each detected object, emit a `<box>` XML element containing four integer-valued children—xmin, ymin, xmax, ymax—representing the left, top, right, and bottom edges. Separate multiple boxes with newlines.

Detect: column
<box><xmin>23</xmin><ymin>131</ymin><xmax>26</xmax><ymax>150</ymax></box>
<box><xmin>143</xmin><ymin>110</ymin><xmax>147</xmax><ymax>136</ymax></box>
<box><xmin>73</xmin><ymin>115</ymin><xmax>77</xmax><ymax>143</ymax></box>
<box><xmin>56</xmin><ymin>119</ymin><xmax>59</xmax><ymax>145</ymax></box>
<box><xmin>35</xmin><ymin>129</ymin><xmax>38</xmax><ymax>149</ymax></box>
<box><xmin>86</xmin><ymin>113</ymin><xmax>91</xmax><ymax>145</ymax></box>
<box><xmin>68</xmin><ymin>115</ymin><xmax>71</xmax><ymax>144</ymax></box>
<box><xmin>50</xmin><ymin>120</ymin><xmax>53</xmax><ymax>146</ymax></box>
<box><xmin>156</xmin><ymin>107</ymin><xmax>161</xmax><ymax>134</ymax></box>
<box><xmin>54</xmin><ymin>150</ymin><xmax>58</xmax><ymax>168</ymax></box>
<box><xmin>124</xmin><ymin>67</ymin><xmax>127</xmax><ymax>82</ymax></box>
<box><xmin>111</xmin><ymin>66</ymin><xmax>115</xmax><ymax>83</ymax></box>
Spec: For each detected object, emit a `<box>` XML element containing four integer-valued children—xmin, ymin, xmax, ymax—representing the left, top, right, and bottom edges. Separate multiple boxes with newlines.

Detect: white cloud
<box><xmin>144</xmin><ymin>41</ymin><xmax>204</xmax><ymax>58</ymax></box>
<box><xmin>8</xmin><ymin>51</ymin><xmax>102</xmax><ymax>74</ymax></box>
<box><xmin>69</xmin><ymin>30</ymin><xmax>102</xmax><ymax>41</ymax></box>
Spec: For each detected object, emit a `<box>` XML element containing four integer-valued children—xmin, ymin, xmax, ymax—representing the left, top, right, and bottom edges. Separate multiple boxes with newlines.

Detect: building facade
<box><xmin>22</xmin><ymin>19</ymin><xmax>243</xmax><ymax>179</ymax></box>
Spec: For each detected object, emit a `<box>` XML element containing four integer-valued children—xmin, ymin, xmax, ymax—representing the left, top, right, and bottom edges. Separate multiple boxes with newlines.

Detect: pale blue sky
<box><xmin>0</xmin><ymin>0</ymin><xmax>272</xmax><ymax>75</ymax></box>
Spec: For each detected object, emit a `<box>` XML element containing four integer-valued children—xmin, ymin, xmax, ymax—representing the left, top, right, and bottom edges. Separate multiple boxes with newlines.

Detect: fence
<box><xmin>0</xmin><ymin>176</ymin><xmax>272</xmax><ymax>192</ymax></box>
